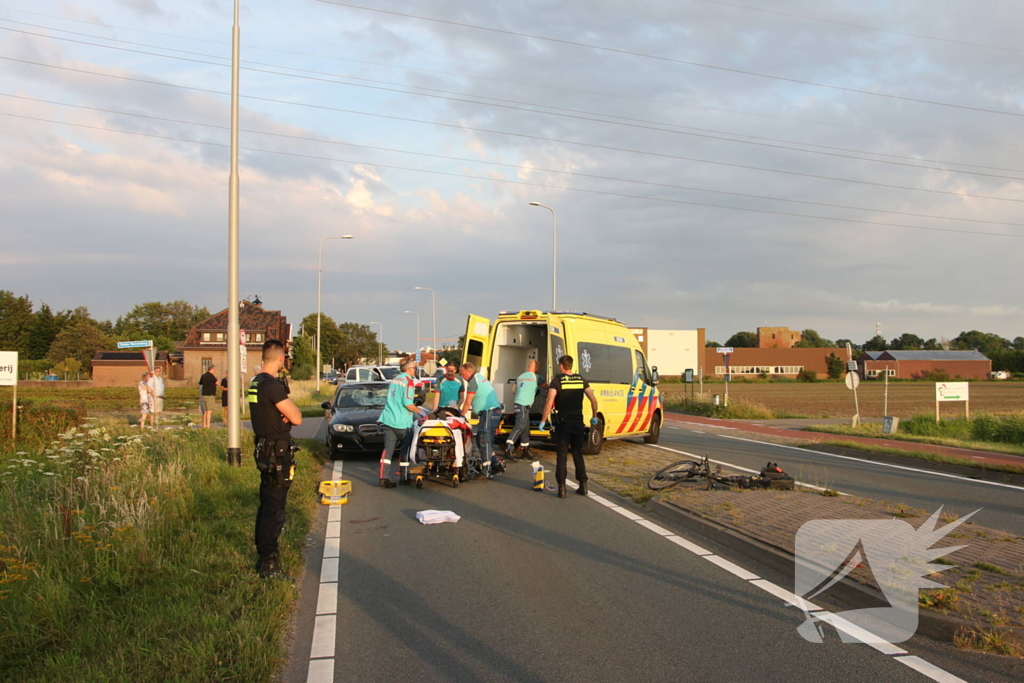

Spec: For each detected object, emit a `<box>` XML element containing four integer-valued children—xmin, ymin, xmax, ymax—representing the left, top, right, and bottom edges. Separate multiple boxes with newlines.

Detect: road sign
<box><xmin>846</xmin><ymin>361</ymin><xmax>858</xmax><ymax>372</ymax></box>
<box><xmin>0</xmin><ymin>351</ymin><xmax>17</xmax><ymax>387</ymax></box>
<box><xmin>935</xmin><ymin>382</ymin><xmax>969</xmax><ymax>402</ymax></box>
<box><xmin>716</xmin><ymin>347</ymin><xmax>734</xmax><ymax>354</ymax></box>
<box><xmin>117</xmin><ymin>340</ymin><xmax>153</xmax><ymax>349</ymax></box>
<box><xmin>684</xmin><ymin>368</ymin><xmax>694</xmax><ymax>383</ymax></box>
<box><xmin>845</xmin><ymin>372</ymin><xmax>860</xmax><ymax>390</ymax></box>
<box><xmin>240</xmin><ymin>329</ymin><xmax>246</xmax><ymax>345</ymax></box>
<box><xmin>416</xmin><ymin>350</ymin><xmax>422</xmax><ymax>363</ymax></box>
<box><xmin>724</xmin><ymin>373</ymin><xmax>731</xmax><ymax>382</ymax></box>
<box><xmin>240</xmin><ymin>345</ymin><xmax>247</xmax><ymax>374</ymax></box>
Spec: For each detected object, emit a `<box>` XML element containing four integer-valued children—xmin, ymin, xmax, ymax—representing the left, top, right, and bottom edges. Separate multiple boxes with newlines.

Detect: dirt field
<box><xmin>659</xmin><ymin>381</ymin><xmax>1024</xmax><ymax>419</ymax></box>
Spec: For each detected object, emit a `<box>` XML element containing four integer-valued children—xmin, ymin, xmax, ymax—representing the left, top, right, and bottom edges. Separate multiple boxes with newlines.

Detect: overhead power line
<box><xmin>4</xmin><ymin>19</ymin><xmax>1021</xmax><ymax>177</ymax></box>
<box><xmin>316</xmin><ymin>1</ymin><xmax>1024</xmax><ymax>119</ymax></box>
<box><xmin>692</xmin><ymin>0</ymin><xmax>1024</xmax><ymax>54</ymax></box>
<box><xmin>0</xmin><ymin>6</ymin><xmax>1016</xmax><ymax>151</ymax></box>
<box><xmin>5</xmin><ymin>92</ymin><xmax>1019</xmax><ymax>229</ymax></box>
<box><xmin>4</xmin><ymin>55</ymin><xmax>1022</xmax><ymax>205</ymax></box>
<box><xmin>2</xmin><ymin>109</ymin><xmax>1020</xmax><ymax>239</ymax></box>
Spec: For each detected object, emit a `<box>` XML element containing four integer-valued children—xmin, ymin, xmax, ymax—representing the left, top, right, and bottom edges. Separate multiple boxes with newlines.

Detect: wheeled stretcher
<box><xmin>411</xmin><ymin>409</ymin><xmax>479</xmax><ymax>488</ymax></box>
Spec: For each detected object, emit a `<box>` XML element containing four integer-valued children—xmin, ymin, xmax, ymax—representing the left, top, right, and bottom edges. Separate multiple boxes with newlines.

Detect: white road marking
<box><xmin>308</xmin><ymin>459</ymin><xmax>344</xmax><ymax>680</ymax></box>
<box><xmin>581</xmin><ymin>480</ymin><xmax>963</xmax><ymax>678</ymax></box>
<box><xmin>316</xmin><ymin>582</ymin><xmax>338</xmax><ymax>615</ymax></box>
<box><xmin>704</xmin><ymin>554</ymin><xmax>760</xmax><ymax>581</ymax></box>
<box><xmin>305</xmin><ymin>658</ymin><xmax>334</xmax><ymax>683</ymax></box>
<box><xmin>718</xmin><ymin>434</ymin><xmax>1024</xmax><ymax>492</ymax></box>
<box><xmin>589</xmin><ymin>495</ymin><xmax>617</xmax><ymax>508</ymax></box>
<box><xmin>309</xmin><ymin>615</ymin><xmax>336</xmax><ymax>659</ymax></box>
<box><xmin>893</xmin><ymin>656</ymin><xmax>970</xmax><ymax>683</ymax></box>
<box><xmin>644</xmin><ymin>443</ymin><xmax>849</xmax><ymax>495</ymax></box>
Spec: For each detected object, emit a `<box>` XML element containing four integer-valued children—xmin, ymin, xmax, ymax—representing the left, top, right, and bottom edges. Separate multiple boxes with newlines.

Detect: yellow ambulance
<box><xmin>460</xmin><ymin>310</ymin><xmax>662</xmax><ymax>455</ymax></box>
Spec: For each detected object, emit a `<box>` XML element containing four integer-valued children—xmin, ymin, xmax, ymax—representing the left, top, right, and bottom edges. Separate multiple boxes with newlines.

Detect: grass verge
<box><xmin>803</xmin><ymin>423</ymin><xmax>1024</xmax><ymax>458</ymax></box>
<box><xmin>805</xmin><ymin>439</ymin><xmax>1024</xmax><ymax>476</ymax></box>
<box><xmin>662</xmin><ymin>395</ymin><xmax>779</xmax><ymax>420</ymax></box>
<box><xmin>0</xmin><ymin>423</ymin><xmax>323</xmax><ymax>682</ymax></box>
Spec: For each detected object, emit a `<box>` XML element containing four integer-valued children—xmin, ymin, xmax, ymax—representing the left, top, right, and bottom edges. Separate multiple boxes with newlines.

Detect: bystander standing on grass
<box><xmin>137</xmin><ymin>372</ymin><xmax>151</xmax><ymax>429</ymax></box>
<box><xmin>199</xmin><ymin>364</ymin><xmax>218</xmax><ymax>429</ymax></box>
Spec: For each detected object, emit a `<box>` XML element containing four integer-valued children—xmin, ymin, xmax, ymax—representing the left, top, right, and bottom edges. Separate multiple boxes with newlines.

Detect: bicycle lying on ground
<box><xmin>646</xmin><ymin>455</ymin><xmax>794</xmax><ymax>491</ymax></box>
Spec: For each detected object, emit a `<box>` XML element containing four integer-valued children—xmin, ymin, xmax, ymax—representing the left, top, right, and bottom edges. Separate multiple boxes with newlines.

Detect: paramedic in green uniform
<box><xmin>506</xmin><ymin>359</ymin><xmax>544</xmax><ymax>460</ymax></box>
<box><xmin>540</xmin><ymin>355</ymin><xmax>599</xmax><ymax>498</ymax></box>
<box><xmin>431</xmin><ymin>361</ymin><xmax>466</xmax><ymax>413</ymax></box>
<box><xmin>460</xmin><ymin>362</ymin><xmax>502</xmax><ymax>476</ymax></box>
<box><xmin>378</xmin><ymin>359</ymin><xmax>424</xmax><ymax>487</ymax></box>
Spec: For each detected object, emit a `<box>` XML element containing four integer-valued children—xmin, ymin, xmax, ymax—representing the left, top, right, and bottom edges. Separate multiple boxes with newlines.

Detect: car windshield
<box><xmin>378</xmin><ymin>367</ymin><xmax>400</xmax><ymax>380</ymax></box>
<box><xmin>334</xmin><ymin>386</ymin><xmax>389</xmax><ymax>409</ymax></box>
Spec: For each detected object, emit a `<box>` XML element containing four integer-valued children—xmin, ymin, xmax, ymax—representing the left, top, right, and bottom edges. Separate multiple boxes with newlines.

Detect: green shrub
<box><xmin>916</xmin><ymin>369</ymin><xmax>952</xmax><ymax>381</ymax></box>
<box><xmin>797</xmin><ymin>369</ymin><xmax>818</xmax><ymax>382</ymax></box>
<box><xmin>662</xmin><ymin>395</ymin><xmax>775</xmax><ymax>420</ymax></box>
<box><xmin>900</xmin><ymin>414</ymin><xmax>973</xmax><ymax>440</ymax></box>
<box><xmin>290</xmin><ymin>364</ymin><xmax>314</xmax><ymax>381</ymax></box>
<box><xmin>971</xmin><ymin>414</ymin><xmax>1024</xmax><ymax>446</ymax></box>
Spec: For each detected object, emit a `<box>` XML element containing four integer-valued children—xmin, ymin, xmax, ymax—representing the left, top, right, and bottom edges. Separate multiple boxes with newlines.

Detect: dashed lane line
<box><xmin>306</xmin><ymin>458</ymin><xmax>344</xmax><ymax>683</ymax></box>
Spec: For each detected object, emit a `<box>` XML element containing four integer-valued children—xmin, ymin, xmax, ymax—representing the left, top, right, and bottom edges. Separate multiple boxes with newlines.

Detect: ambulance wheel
<box><xmin>644</xmin><ymin>412</ymin><xmax>662</xmax><ymax>444</ymax></box>
<box><xmin>582</xmin><ymin>416</ymin><xmax>604</xmax><ymax>455</ymax></box>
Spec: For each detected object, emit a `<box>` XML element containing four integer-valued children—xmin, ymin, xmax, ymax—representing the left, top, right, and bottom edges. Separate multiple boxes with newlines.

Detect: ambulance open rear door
<box><xmin>461</xmin><ymin>314</ymin><xmax>493</xmax><ymax>377</ymax></box>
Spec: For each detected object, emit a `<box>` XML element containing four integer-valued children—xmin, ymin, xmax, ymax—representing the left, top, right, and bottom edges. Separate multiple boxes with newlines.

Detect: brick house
<box><xmin>177</xmin><ymin>302</ymin><xmax>290</xmax><ymax>384</ymax></box>
<box><xmin>702</xmin><ymin>347</ymin><xmax>843</xmax><ymax>378</ymax></box>
<box><xmin>757</xmin><ymin>326</ymin><xmax>802</xmax><ymax>349</ymax></box>
<box><xmin>858</xmin><ymin>350</ymin><xmax>991</xmax><ymax>380</ymax></box>
<box><xmin>91</xmin><ymin>351</ymin><xmax>171</xmax><ymax>388</ymax></box>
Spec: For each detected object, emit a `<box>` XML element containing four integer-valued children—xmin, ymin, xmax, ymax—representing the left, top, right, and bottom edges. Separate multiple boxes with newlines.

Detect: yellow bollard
<box><xmin>318</xmin><ymin>479</ymin><xmax>352</xmax><ymax>505</ymax></box>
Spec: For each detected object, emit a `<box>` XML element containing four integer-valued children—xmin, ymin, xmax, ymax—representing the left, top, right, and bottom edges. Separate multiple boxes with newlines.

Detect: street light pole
<box><xmin>529</xmin><ymin>202</ymin><xmax>557</xmax><ymax>310</ymax></box>
<box><xmin>414</xmin><ymin>287</ymin><xmax>435</xmax><ymax>368</ymax></box>
<box><xmin>369</xmin><ymin>321</ymin><xmax>383</xmax><ymax>365</ymax></box>
<box><xmin>316</xmin><ymin>235</ymin><xmax>353</xmax><ymax>392</ymax></box>
<box><xmin>226</xmin><ymin>0</ymin><xmax>242</xmax><ymax>467</ymax></box>
<box><xmin>403</xmin><ymin>310</ymin><xmax>420</xmax><ymax>362</ymax></box>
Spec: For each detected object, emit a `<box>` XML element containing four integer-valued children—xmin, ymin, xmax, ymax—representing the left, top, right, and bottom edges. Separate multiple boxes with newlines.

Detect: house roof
<box><xmin>93</xmin><ymin>351</ymin><xmax>170</xmax><ymax>362</ymax></box>
<box><xmin>179</xmin><ymin>303</ymin><xmax>289</xmax><ymax>348</ymax></box>
<box><xmin>859</xmin><ymin>352</ymin><xmax>886</xmax><ymax>361</ymax></box>
<box><xmin>879</xmin><ymin>350</ymin><xmax>989</xmax><ymax>361</ymax></box>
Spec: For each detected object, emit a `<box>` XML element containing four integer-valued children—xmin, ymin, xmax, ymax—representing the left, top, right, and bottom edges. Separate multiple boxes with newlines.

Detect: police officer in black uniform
<box><xmin>539</xmin><ymin>355</ymin><xmax>600</xmax><ymax>498</ymax></box>
<box><xmin>248</xmin><ymin>339</ymin><xmax>303</xmax><ymax>578</ymax></box>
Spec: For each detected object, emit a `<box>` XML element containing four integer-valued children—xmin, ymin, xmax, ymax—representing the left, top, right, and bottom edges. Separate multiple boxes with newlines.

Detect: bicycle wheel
<box><xmin>647</xmin><ymin>460</ymin><xmax>702</xmax><ymax>490</ymax></box>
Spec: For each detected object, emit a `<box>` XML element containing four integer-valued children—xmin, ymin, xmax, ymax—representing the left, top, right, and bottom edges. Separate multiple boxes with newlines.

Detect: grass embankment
<box><xmin>0</xmin><ymin>424</ymin><xmax>323</xmax><ymax>682</ymax></box>
<box><xmin>804</xmin><ymin>414</ymin><xmax>1024</xmax><ymax>460</ymax></box>
<box><xmin>805</xmin><ymin>440</ymin><xmax>1024</xmax><ymax>476</ymax></box>
<box><xmin>662</xmin><ymin>394</ymin><xmax>785</xmax><ymax>420</ymax></box>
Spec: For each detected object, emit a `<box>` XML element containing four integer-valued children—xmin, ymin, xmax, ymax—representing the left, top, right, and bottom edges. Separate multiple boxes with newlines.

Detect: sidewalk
<box><xmin>664</xmin><ymin>412</ymin><xmax>1024</xmax><ymax>470</ymax></box>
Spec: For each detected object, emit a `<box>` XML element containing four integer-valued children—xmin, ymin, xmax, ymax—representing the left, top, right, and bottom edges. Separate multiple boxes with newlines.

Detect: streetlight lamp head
<box><xmin>414</xmin><ymin>286</ymin><xmax>424</xmax><ymax>290</ymax></box>
<box><xmin>340</xmin><ymin>235</ymin><xmax>354</xmax><ymax>239</ymax></box>
<box><xmin>529</xmin><ymin>201</ymin><xmax>541</xmax><ymax>206</ymax></box>
<box><xmin>404</xmin><ymin>310</ymin><xmax>412</xmax><ymax>314</ymax></box>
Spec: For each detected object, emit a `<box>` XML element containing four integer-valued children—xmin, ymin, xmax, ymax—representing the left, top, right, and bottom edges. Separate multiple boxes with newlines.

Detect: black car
<box><xmin>322</xmin><ymin>382</ymin><xmax>391</xmax><ymax>459</ymax></box>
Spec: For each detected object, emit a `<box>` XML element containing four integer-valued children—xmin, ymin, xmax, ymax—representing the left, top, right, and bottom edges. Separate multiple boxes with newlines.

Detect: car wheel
<box><xmin>582</xmin><ymin>416</ymin><xmax>604</xmax><ymax>456</ymax></box>
<box><xmin>644</xmin><ymin>411</ymin><xmax>661</xmax><ymax>444</ymax></box>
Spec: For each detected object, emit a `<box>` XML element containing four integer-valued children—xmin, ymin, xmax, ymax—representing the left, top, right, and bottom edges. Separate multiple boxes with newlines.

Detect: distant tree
<box><xmin>46</xmin><ymin>321</ymin><xmax>111</xmax><ymax>373</ymax></box>
<box><xmin>52</xmin><ymin>357</ymin><xmax>83</xmax><ymax>379</ymax></box>
<box><xmin>950</xmin><ymin>330</ymin><xmax>1010</xmax><ymax>357</ymax></box>
<box><xmin>56</xmin><ymin>306</ymin><xmax>97</xmax><ymax>328</ymax></box>
<box><xmin>889</xmin><ymin>333</ymin><xmax>924</xmax><ymax>351</ymax></box>
<box><xmin>796</xmin><ymin>369</ymin><xmax>818</xmax><ymax>382</ymax></box>
<box><xmin>825</xmin><ymin>353</ymin><xmax>844</xmax><ymax>379</ymax></box>
<box><xmin>725</xmin><ymin>331</ymin><xmax>758</xmax><ymax>348</ymax></box>
<box><xmin>705</xmin><ymin>340</ymin><xmax>721</xmax><ymax>348</ymax></box>
<box><xmin>26</xmin><ymin>303</ymin><xmax>61</xmax><ymax>360</ymax></box>
<box><xmin>834</xmin><ymin>339</ymin><xmax>859</xmax><ymax>352</ymax></box>
<box><xmin>300</xmin><ymin>313</ymin><xmax>345</xmax><ymax>369</ymax></box>
<box><xmin>923</xmin><ymin>338</ymin><xmax>942</xmax><ymax>350</ymax></box>
<box><xmin>793</xmin><ymin>329</ymin><xmax>833</xmax><ymax>348</ymax></box>
<box><xmin>1014</xmin><ymin>337</ymin><xmax>1024</xmax><ymax>351</ymax></box>
<box><xmin>0</xmin><ymin>290</ymin><xmax>33</xmax><ymax>354</ymax></box>
<box><xmin>115</xmin><ymin>300</ymin><xmax>209</xmax><ymax>350</ymax></box>
<box><xmin>862</xmin><ymin>335</ymin><xmax>888</xmax><ymax>352</ymax></box>
<box><xmin>336</xmin><ymin>322</ymin><xmax>382</xmax><ymax>368</ymax></box>
<box><xmin>291</xmin><ymin>334</ymin><xmax>315</xmax><ymax>369</ymax></box>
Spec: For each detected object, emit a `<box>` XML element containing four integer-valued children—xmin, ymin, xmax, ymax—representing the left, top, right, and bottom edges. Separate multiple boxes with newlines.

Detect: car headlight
<box><xmin>332</xmin><ymin>424</ymin><xmax>355</xmax><ymax>433</ymax></box>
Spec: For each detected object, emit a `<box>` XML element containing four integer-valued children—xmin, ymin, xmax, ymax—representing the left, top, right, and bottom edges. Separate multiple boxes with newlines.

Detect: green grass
<box><xmin>803</xmin><ymin>419</ymin><xmax>1024</xmax><ymax>459</ymax></box>
<box><xmin>0</xmin><ymin>423</ymin><xmax>323</xmax><ymax>682</ymax></box>
<box><xmin>806</xmin><ymin>439</ymin><xmax>1024</xmax><ymax>476</ymax></box>
<box><xmin>662</xmin><ymin>394</ymin><xmax>778</xmax><ymax>420</ymax></box>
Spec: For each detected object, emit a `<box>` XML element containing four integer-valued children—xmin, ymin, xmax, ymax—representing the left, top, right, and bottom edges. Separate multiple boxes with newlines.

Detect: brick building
<box><xmin>177</xmin><ymin>302</ymin><xmax>290</xmax><ymax>384</ymax></box>
<box><xmin>91</xmin><ymin>351</ymin><xmax>171</xmax><ymax>388</ymax></box>
<box><xmin>702</xmin><ymin>347</ymin><xmax>842</xmax><ymax>378</ymax></box>
<box><xmin>757</xmin><ymin>326</ymin><xmax>802</xmax><ymax>349</ymax></box>
<box><xmin>858</xmin><ymin>350</ymin><xmax>991</xmax><ymax>380</ymax></box>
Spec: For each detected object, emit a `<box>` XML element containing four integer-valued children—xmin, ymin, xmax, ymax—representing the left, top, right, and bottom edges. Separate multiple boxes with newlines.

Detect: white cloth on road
<box><xmin>416</xmin><ymin>510</ymin><xmax>461</xmax><ymax>525</ymax></box>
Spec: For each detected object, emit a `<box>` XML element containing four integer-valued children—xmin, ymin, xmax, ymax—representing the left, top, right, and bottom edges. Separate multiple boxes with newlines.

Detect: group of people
<box><xmin>198</xmin><ymin>364</ymin><xmax>231</xmax><ymax>429</ymax></box>
<box><xmin>135</xmin><ymin>365</ymin><xmax>166</xmax><ymax>429</ymax></box>
<box><xmin>377</xmin><ymin>354</ymin><xmax>599</xmax><ymax>499</ymax></box>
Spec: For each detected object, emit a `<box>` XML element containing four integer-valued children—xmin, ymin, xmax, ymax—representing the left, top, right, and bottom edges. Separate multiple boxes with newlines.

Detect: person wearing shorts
<box><xmin>138</xmin><ymin>372</ymin><xmax>152</xmax><ymax>429</ymax></box>
<box><xmin>148</xmin><ymin>366</ymin><xmax>165</xmax><ymax>427</ymax></box>
<box><xmin>220</xmin><ymin>372</ymin><xmax>229</xmax><ymax>426</ymax></box>
<box><xmin>199</xmin><ymin>364</ymin><xmax>218</xmax><ymax>428</ymax></box>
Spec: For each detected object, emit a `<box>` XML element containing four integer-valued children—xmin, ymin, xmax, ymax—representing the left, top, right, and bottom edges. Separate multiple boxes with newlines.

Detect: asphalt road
<box><xmin>658</xmin><ymin>421</ymin><xmax>1024</xmax><ymax>536</ymax></box>
<box><xmin>279</xmin><ymin>417</ymin><xmax>1019</xmax><ymax>683</ymax></box>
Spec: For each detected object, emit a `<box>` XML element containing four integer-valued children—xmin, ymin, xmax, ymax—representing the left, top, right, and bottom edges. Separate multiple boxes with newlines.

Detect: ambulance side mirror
<box><xmin>651</xmin><ymin>366</ymin><xmax>660</xmax><ymax>385</ymax></box>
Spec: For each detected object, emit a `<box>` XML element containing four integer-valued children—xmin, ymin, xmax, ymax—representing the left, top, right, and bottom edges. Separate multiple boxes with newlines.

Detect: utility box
<box><xmin>882</xmin><ymin>416</ymin><xmax>900</xmax><ymax>434</ymax></box>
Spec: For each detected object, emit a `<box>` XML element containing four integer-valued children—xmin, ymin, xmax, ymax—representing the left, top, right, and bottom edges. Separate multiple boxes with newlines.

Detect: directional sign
<box><xmin>117</xmin><ymin>340</ymin><xmax>153</xmax><ymax>349</ymax></box>
<box><xmin>716</xmin><ymin>347</ymin><xmax>734</xmax><ymax>354</ymax></box>
<box><xmin>0</xmin><ymin>351</ymin><xmax>18</xmax><ymax>387</ymax></box>
<box><xmin>936</xmin><ymin>382</ymin><xmax>969</xmax><ymax>402</ymax></box>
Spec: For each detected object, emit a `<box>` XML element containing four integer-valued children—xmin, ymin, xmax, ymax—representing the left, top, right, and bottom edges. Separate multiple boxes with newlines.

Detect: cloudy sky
<box><xmin>1</xmin><ymin>0</ymin><xmax>1022</xmax><ymax>349</ymax></box>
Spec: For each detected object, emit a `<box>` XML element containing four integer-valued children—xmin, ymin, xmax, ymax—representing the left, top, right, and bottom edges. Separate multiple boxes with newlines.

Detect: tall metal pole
<box><xmin>369</xmin><ymin>321</ymin><xmax>383</xmax><ymax>365</ymax></box>
<box><xmin>226</xmin><ymin>0</ymin><xmax>242</xmax><ymax>466</ymax></box>
<box><xmin>414</xmin><ymin>287</ymin><xmax>435</xmax><ymax>366</ymax></box>
<box><xmin>404</xmin><ymin>310</ymin><xmax>419</xmax><ymax>360</ymax></box>
<box><xmin>529</xmin><ymin>202</ymin><xmax>557</xmax><ymax>310</ymax></box>
<box><xmin>316</xmin><ymin>235</ymin><xmax>353</xmax><ymax>393</ymax></box>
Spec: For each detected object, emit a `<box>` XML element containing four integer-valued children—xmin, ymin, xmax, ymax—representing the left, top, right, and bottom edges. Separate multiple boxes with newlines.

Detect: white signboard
<box><xmin>844</xmin><ymin>372</ymin><xmax>860</xmax><ymax>390</ymax></box>
<box><xmin>0</xmin><ymin>351</ymin><xmax>18</xmax><ymax>387</ymax></box>
<box><xmin>716</xmin><ymin>347</ymin><xmax>734</xmax><ymax>354</ymax></box>
<box><xmin>240</xmin><ymin>345</ymin><xmax>247</xmax><ymax>374</ymax></box>
<box><xmin>935</xmin><ymin>382</ymin><xmax>969</xmax><ymax>402</ymax></box>
<box><xmin>117</xmin><ymin>340</ymin><xmax>153</xmax><ymax>349</ymax></box>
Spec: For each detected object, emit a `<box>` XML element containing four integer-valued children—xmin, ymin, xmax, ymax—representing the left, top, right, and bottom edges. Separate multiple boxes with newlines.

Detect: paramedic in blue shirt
<box><xmin>506</xmin><ymin>359</ymin><xmax>544</xmax><ymax>460</ymax></box>
<box><xmin>432</xmin><ymin>361</ymin><xmax>465</xmax><ymax>413</ymax></box>
<box><xmin>459</xmin><ymin>362</ymin><xmax>502</xmax><ymax>476</ymax></box>
<box><xmin>378</xmin><ymin>359</ymin><xmax>426</xmax><ymax>488</ymax></box>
